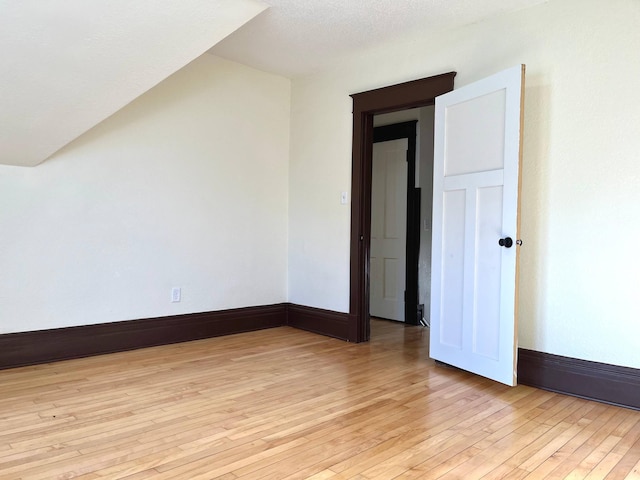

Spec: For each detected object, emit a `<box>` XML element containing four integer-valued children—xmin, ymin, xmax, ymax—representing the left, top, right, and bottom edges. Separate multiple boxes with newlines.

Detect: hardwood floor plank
<box><xmin>0</xmin><ymin>321</ymin><xmax>637</xmax><ymax>479</ymax></box>
<box><xmin>621</xmin><ymin>457</ymin><xmax>640</xmax><ymax>479</ymax></box>
<box><xmin>605</xmin><ymin>433</ymin><xmax>640</xmax><ymax>479</ymax></box>
<box><xmin>542</xmin><ymin>407</ymin><xmax>633</xmax><ymax>479</ymax></box>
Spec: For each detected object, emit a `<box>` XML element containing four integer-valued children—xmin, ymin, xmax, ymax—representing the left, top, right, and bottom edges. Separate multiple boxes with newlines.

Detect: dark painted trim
<box><xmin>518</xmin><ymin>348</ymin><xmax>640</xmax><ymax>410</ymax></box>
<box><xmin>410</xmin><ymin>187</ymin><xmax>421</xmax><ymax>324</ymax></box>
<box><xmin>286</xmin><ymin>304</ymin><xmax>349</xmax><ymax>341</ymax></box>
<box><xmin>3</xmin><ymin>305</ymin><xmax>638</xmax><ymax>411</ymax></box>
<box><xmin>350</xmin><ymin>72</ymin><xmax>456</xmax><ymax>342</ymax></box>
<box><xmin>373</xmin><ymin>121</ymin><xmax>417</xmax><ymax>143</ymax></box>
<box><xmin>373</xmin><ymin>121</ymin><xmax>419</xmax><ymax>325</ymax></box>
<box><xmin>0</xmin><ymin>304</ymin><xmax>353</xmax><ymax>370</ymax></box>
<box><xmin>0</xmin><ymin>304</ymin><xmax>286</xmax><ymax>370</ymax></box>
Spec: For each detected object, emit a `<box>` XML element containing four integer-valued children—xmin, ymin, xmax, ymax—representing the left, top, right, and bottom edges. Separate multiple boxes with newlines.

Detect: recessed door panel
<box><xmin>444</xmin><ymin>89</ymin><xmax>506</xmax><ymax>177</ymax></box>
<box><xmin>440</xmin><ymin>189</ymin><xmax>466</xmax><ymax>349</ymax></box>
<box><xmin>473</xmin><ymin>185</ymin><xmax>503</xmax><ymax>360</ymax></box>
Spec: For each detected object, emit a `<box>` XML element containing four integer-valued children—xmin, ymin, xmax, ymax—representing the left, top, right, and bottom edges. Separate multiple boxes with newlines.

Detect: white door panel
<box><xmin>370</xmin><ymin>138</ymin><xmax>408</xmax><ymax>322</ymax></box>
<box><xmin>444</xmin><ymin>89</ymin><xmax>506</xmax><ymax>176</ymax></box>
<box><xmin>440</xmin><ymin>189</ymin><xmax>465</xmax><ymax>347</ymax></box>
<box><xmin>430</xmin><ymin>65</ymin><xmax>524</xmax><ymax>386</ymax></box>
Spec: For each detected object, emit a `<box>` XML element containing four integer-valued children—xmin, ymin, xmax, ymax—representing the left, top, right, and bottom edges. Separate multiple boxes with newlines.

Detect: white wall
<box><xmin>288</xmin><ymin>0</ymin><xmax>640</xmax><ymax>368</ymax></box>
<box><xmin>0</xmin><ymin>54</ymin><xmax>291</xmax><ymax>333</ymax></box>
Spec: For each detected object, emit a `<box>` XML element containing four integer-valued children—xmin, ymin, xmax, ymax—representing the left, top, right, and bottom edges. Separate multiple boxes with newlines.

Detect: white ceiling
<box><xmin>210</xmin><ymin>0</ymin><xmax>548</xmax><ymax>78</ymax></box>
<box><xmin>2</xmin><ymin>0</ymin><xmax>548</xmax><ymax>167</ymax></box>
<box><xmin>0</xmin><ymin>0</ymin><xmax>267</xmax><ymax>167</ymax></box>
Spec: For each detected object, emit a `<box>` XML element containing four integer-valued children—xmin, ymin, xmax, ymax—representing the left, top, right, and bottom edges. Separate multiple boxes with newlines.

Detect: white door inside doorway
<box><xmin>370</xmin><ymin>138</ymin><xmax>408</xmax><ymax>322</ymax></box>
<box><xmin>429</xmin><ymin>65</ymin><xmax>525</xmax><ymax>386</ymax></box>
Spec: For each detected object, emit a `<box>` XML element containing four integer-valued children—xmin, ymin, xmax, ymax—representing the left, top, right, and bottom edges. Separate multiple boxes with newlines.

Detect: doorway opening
<box><xmin>348</xmin><ymin>72</ymin><xmax>456</xmax><ymax>343</ymax></box>
<box><xmin>370</xmin><ymin>120</ymin><xmax>417</xmax><ymax>326</ymax></box>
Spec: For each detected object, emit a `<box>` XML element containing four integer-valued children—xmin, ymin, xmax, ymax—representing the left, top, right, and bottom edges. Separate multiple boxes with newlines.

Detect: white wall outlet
<box><xmin>171</xmin><ymin>287</ymin><xmax>181</xmax><ymax>303</ymax></box>
<box><xmin>340</xmin><ymin>191</ymin><xmax>348</xmax><ymax>205</ymax></box>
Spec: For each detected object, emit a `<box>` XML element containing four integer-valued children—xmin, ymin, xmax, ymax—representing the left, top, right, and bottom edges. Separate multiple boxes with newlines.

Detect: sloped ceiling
<box><xmin>0</xmin><ymin>0</ymin><xmax>267</xmax><ymax>167</ymax></box>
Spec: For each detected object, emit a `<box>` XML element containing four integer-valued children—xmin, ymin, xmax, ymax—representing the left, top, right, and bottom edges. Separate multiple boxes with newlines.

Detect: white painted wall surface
<box><xmin>288</xmin><ymin>0</ymin><xmax>640</xmax><ymax>368</ymax></box>
<box><xmin>287</xmin><ymin>86</ymin><xmax>352</xmax><ymax>312</ymax></box>
<box><xmin>0</xmin><ymin>55</ymin><xmax>290</xmax><ymax>333</ymax></box>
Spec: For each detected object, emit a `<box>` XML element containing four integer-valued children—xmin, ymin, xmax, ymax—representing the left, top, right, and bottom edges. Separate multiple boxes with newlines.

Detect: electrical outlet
<box><xmin>171</xmin><ymin>287</ymin><xmax>181</xmax><ymax>303</ymax></box>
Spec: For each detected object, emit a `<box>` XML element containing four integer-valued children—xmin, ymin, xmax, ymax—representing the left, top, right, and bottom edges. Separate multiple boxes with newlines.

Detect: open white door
<box><xmin>429</xmin><ymin>65</ymin><xmax>524</xmax><ymax>386</ymax></box>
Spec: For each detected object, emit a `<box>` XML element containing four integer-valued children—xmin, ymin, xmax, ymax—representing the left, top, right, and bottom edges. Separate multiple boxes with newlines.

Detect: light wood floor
<box><xmin>1</xmin><ymin>320</ymin><xmax>639</xmax><ymax>479</ymax></box>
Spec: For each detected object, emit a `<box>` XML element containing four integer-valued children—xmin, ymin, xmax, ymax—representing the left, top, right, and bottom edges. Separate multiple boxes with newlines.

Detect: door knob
<box><xmin>498</xmin><ymin>237</ymin><xmax>513</xmax><ymax>248</ymax></box>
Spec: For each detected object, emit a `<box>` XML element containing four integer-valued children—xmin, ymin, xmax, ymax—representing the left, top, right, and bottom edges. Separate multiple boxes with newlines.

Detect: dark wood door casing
<box><xmin>348</xmin><ymin>72</ymin><xmax>456</xmax><ymax>343</ymax></box>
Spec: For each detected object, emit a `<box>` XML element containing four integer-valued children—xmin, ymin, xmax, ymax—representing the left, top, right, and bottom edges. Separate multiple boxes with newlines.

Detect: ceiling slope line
<box><xmin>0</xmin><ymin>0</ymin><xmax>268</xmax><ymax>167</ymax></box>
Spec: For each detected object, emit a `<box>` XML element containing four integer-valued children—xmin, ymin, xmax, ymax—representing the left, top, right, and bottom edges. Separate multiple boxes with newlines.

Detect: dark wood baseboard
<box><xmin>0</xmin><ymin>304</ymin><xmax>286</xmax><ymax>370</ymax></box>
<box><xmin>286</xmin><ymin>304</ymin><xmax>349</xmax><ymax>341</ymax></box>
<box><xmin>5</xmin><ymin>307</ymin><xmax>637</xmax><ymax>411</ymax></box>
<box><xmin>518</xmin><ymin>348</ymin><xmax>640</xmax><ymax>410</ymax></box>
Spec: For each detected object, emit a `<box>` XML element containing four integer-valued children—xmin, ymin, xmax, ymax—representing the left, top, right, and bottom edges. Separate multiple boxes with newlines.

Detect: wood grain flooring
<box><xmin>1</xmin><ymin>319</ymin><xmax>638</xmax><ymax>479</ymax></box>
